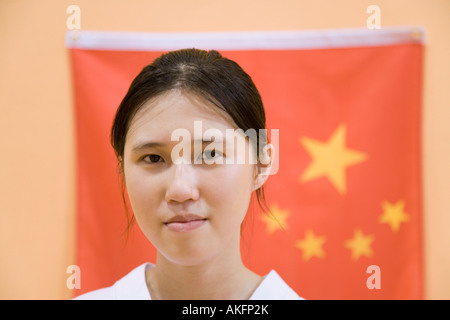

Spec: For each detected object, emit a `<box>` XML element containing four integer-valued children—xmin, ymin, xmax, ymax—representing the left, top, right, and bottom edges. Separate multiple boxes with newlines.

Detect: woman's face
<box><xmin>123</xmin><ymin>89</ymin><xmax>261</xmax><ymax>266</ymax></box>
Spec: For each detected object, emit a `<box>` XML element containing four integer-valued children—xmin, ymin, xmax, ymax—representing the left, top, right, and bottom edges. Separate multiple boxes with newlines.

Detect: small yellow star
<box><xmin>295</xmin><ymin>229</ymin><xmax>326</xmax><ymax>261</ymax></box>
<box><xmin>299</xmin><ymin>124</ymin><xmax>368</xmax><ymax>194</ymax></box>
<box><xmin>344</xmin><ymin>228</ymin><xmax>374</xmax><ymax>261</ymax></box>
<box><xmin>379</xmin><ymin>200</ymin><xmax>410</xmax><ymax>233</ymax></box>
<box><xmin>261</xmin><ymin>203</ymin><xmax>289</xmax><ymax>234</ymax></box>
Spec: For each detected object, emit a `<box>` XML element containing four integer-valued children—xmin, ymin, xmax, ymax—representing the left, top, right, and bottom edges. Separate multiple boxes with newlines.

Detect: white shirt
<box><xmin>74</xmin><ymin>263</ymin><xmax>303</xmax><ymax>300</ymax></box>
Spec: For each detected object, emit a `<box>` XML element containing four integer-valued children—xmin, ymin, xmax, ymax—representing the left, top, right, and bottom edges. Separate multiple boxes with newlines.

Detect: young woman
<box><xmin>76</xmin><ymin>49</ymin><xmax>301</xmax><ymax>300</ymax></box>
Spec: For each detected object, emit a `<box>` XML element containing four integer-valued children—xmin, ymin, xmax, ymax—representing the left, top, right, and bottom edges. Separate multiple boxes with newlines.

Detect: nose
<box><xmin>164</xmin><ymin>163</ymin><xmax>200</xmax><ymax>203</ymax></box>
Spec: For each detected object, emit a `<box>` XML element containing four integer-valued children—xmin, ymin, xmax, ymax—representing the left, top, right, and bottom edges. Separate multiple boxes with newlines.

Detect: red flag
<box><xmin>67</xmin><ymin>28</ymin><xmax>423</xmax><ymax>299</ymax></box>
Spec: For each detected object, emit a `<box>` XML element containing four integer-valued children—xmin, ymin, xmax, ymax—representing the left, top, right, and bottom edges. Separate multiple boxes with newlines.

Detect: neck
<box><xmin>146</xmin><ymin>235</ymin><xmax>262</xmax><ymax>300</ymax></box>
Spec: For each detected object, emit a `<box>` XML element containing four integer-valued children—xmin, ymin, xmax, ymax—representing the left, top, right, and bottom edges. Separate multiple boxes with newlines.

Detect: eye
<box><xmin>202</xmin><ymin>148</ymin><xmax>222</xmax><ymax>160</ymax></box>
<box><xmin>143</xmin><ymin>154</ymin><xmax>163</xmax><ymax>164</ymax></box>
<box><xmin>204</xmin><ymin>149</ymin><xmax>215</xmax><ymax>159</ymax></box>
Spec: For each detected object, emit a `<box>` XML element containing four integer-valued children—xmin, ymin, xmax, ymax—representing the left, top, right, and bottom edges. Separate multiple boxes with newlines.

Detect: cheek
<box><xmin>205</xmin><ymin>163</ymin><xmax>255</xmax><ymax>224</ymax></box>
<box><xmin>123</xmin><ymin>166</ymin><xmax>162</xmax><ymax>227</ymax></box>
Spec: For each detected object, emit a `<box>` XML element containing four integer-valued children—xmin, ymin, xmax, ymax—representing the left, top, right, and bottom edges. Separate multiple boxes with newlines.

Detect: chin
<box><xmin>162</xmin><ymin>249</ymin><xmax>218</xmax><ymax>267</ymax></box>
<box><xmin>157</xmin><ymin>239</ymin><xmax>223</xmax><ymax>267</ymax></box>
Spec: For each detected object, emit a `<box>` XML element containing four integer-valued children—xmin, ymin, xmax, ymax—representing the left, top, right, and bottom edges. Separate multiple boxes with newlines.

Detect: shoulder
<box><xmin>250</xmin><ymin>270</ymin><xmax>304</xmax><ymax>300</ymax></box>
<box><xmin>73</xmin><ymin>263</ymin><xmax>152</xmax><ymax>300</ymax></box>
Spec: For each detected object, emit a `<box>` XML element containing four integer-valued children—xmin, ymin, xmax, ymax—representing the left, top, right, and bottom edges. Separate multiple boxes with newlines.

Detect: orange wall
<box><xmin>0</xmin><ymin>0</ymin><xmax>449</xmax><ymax>299</ymax></box>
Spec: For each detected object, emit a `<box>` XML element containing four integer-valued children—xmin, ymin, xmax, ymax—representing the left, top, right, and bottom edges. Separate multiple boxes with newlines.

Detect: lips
<box><xmin>164</xmin><ymin>214</ymin><xmax>207</xmax><ymax>232</ymax></box>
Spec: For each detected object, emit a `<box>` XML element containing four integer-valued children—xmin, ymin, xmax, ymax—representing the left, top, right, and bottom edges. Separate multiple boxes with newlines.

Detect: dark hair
<box><xmin>111</xmin><ymin>48</ymin><xmax>270</xmax><ymax>232</ymax></box>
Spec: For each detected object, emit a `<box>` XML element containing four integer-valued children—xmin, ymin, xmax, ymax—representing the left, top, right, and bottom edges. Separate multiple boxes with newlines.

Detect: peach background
<box><xmin>0</xmin><ymin>0</ymin><xmax>449</xmax><ymax>299</ymax></box>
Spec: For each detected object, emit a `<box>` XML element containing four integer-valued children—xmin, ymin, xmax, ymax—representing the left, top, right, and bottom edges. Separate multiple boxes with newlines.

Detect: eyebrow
<box><xmin>132</xmin><ymin>141</ymin><xmax>164</xmax><ymax>152</ymax></box>
<box><xmin>132</xmin><ymin>139</ymin><xmax>222</xmax><ymax>152</ymax></box>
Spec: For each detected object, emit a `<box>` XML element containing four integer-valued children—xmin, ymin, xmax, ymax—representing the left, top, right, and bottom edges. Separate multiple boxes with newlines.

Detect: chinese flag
<box><xmin>68</xmin><ymin>28</ymin><xmax>423</xmax><ymax>299</ymax></box>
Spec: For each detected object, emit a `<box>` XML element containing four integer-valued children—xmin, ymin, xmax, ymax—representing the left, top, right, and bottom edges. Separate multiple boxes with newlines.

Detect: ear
<box><xmin>252</xmin><ymin>143</ymin><xmax>274</xmax><ymax>191</ymax></box>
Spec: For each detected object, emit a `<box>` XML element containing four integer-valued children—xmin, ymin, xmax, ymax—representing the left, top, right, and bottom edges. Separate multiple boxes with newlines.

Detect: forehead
<box><xmin>125</xmin><ymin>89</ymin><xmax>236</xmax><ymax>144</ymax></box>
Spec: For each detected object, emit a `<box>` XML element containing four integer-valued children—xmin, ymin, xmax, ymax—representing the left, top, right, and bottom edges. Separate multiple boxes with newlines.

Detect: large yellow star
<box><xmin>344</xmin><ymin>228</ymin><xmax>374</xmax><ymax>261</ymax></box>
<box><xmin>295</xmin><ymin>229</ymin><xmax>326</xmax><ymax>261</ymax></box>
<box><xmin>299</xmin><ymin>124</ymin><xmax>368</xmax><ymax>194</ymax></box>
<box><xmin>261</xmin><ymin>203</ymin><xmax>289</xmax><ymax>234</ymax></box>
<box><xmin>379</xmin><ymin>200</ymin><xmax>410</xmax><ymax>233</ymax></box>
